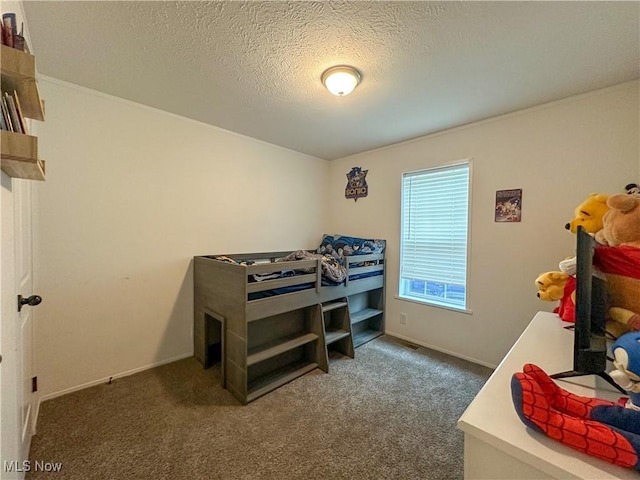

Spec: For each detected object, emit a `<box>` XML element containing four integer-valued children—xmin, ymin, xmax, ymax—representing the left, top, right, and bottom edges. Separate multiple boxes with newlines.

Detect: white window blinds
<box><xmin>400</xmin><ymin>162</ymin><xmax>470</xmax><ymax>309</ymax></box>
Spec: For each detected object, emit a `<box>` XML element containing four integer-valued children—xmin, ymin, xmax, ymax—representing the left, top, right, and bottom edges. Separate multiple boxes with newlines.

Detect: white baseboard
<box><xmin>385</xmin><ymin>330</ymin><xmax>497</xmax><ymax>370</ymax></box>
<box><xmin>33</xmin><ymin>352</ymin><xmax>193</xmax><ymax>432</ymax></box>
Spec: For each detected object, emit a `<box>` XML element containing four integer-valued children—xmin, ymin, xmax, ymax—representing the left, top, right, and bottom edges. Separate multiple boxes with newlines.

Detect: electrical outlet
<box><xmin>400</xmin><ymin>313</ymin><xmax>407</xmax><ymax>325</ymax></box>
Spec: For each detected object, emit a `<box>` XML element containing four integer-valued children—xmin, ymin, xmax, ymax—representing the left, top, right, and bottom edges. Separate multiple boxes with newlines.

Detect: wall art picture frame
<box><xmin>345</xmin><ymin>166</ymin><xmax>368</xmax><ymax>201</ymax></box>
<box><xmin>495</xmin><ymin>188</ymin><xmax>522</xmax><ymax>222</ymax></box>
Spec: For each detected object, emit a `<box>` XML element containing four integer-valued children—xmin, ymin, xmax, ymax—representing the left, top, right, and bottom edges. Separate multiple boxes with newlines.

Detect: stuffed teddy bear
<box><xmin>535</xmin><ymin>271</ymin><xmax>575</xmax><ymax>322</ymax></box>
<box><xmin>565</xmin><ymin>193</ymin><xmax>610</xmax><ymax>235</ymax></box>
<box><xmin>592</xmin><ymin>194</ymin><xmax>640</xmax><ymax>332</ymax></box>
<box><xmin>598</xmin><ymin>194</ymin><xmax>640</xmax><ymax>248</ymax></box>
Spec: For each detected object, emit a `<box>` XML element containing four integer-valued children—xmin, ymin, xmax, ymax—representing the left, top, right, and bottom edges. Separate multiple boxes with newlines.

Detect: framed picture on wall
<box><xmin>495</xmin><ymin>189</ymin><xmax>522</xmax><ymax>222</ymax></box>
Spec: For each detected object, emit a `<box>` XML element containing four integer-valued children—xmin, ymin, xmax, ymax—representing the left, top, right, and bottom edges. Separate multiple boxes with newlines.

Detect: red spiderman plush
<box><xmin>511</xmin><ymin>363</ymin><xmax>640</xmax><ymax>470</ymax></box>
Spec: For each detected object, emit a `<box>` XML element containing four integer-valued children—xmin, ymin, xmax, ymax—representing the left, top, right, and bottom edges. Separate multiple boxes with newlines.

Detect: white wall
<box><xmin>35</xmin><ymin>78</ymin><xmax>329</xmax><ymax>399</ymax></box>
<box><xmin>327</xmin><ymin>81</ymin><xmax>640</xmax><ymax>367</ymax></box>
<box><xmin>32</xmin><ymin>76</ymin><xmax>640</xmax><ymax>398</ymax></box>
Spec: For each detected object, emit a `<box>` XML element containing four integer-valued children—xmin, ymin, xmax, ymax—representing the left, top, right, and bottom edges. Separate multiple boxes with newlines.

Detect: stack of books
<box><xmin>0</xmin><ymin>91</ymin><xmax>28</xmax><ymax>135</ymax></box>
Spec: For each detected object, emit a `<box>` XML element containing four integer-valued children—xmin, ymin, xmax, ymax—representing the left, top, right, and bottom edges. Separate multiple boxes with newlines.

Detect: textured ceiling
<box><xmin>22</xmin><ymin>1</ymin><xmax>640</xmax><ymax>160</ymax></box>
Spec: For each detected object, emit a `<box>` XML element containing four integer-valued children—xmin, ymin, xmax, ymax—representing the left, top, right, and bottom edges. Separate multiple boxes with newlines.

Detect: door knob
<box><xmin>17</xmin><ymin>294</ymin><xmax>42</xmax><ymax>312</ymax></box>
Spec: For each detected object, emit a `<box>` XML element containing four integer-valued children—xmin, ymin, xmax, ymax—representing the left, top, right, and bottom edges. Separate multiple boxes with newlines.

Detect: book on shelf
<box><xmin>0</xmin><ymin>101</ymin><xmax>6</xmax><ymax>131</ymax></box>
<box><xmin>2</xmin><ymin>13</ymin><xmax>16</xmax><ymax>32</ymax></box>
<box><xmin>12</xmin><ymin>90</ymin><xmax>28</xmax><ymax>134</ymax></box>
<box><xmin>4</xmin><ymin>92</ymin><xmax>23</xmax><ymax>134</ymax></box>
<box><xmin>1</xmin><ymin>22</ymin><xmax>13</xmax><ymax>48</ymax></box>
<box><xmin>1</xmin><ymin>95</ymin><xmax>14</xmax><ymax>132</ymax></box>
<box><xmin>2</xmin><ymin>13</ymin><xmax>16</xmax><ymax>48</ymax></box>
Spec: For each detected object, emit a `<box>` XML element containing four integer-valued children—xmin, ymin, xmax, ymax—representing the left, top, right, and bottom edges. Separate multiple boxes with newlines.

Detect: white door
<box><xmin>1</xmin><ymin>174</ymin><xmax>36</xmax><ymax>479</ymax></box>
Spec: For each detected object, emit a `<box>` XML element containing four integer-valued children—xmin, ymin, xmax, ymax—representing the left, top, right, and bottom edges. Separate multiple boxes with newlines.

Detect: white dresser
<box><xmin>457</xmin><ymin>311</ymin><xmax>638</xmax><ymax>479</ymax></box>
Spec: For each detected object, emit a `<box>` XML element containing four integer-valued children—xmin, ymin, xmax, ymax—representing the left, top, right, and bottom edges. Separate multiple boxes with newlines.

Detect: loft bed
<box><xmin>193</xmin><ymin>235</ymin><xmax>386</xmax><ymax>404</ymax></box>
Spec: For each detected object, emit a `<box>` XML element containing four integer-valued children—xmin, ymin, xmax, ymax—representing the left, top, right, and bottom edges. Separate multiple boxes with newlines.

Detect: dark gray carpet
<box><xmin>27</xmin><ymin>335</ymin><xmax>492</xmax><ymax>480</ymax></box>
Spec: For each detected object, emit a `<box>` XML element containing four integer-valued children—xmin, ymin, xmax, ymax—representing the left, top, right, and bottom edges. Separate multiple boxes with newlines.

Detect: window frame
<box><xmin>398</xmin><ymin>160</ymin><xmax>472</xmax><ymax>313</ymax></box>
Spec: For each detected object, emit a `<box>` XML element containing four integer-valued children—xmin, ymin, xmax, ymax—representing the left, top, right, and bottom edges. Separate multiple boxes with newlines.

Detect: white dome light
<box><xmin>321</xmin><ymin>65</ymin><xmax>362</xmax><ymax>96</ymax></box>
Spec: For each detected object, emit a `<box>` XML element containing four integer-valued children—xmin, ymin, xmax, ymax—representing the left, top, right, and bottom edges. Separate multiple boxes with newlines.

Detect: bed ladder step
<box><xmin>319</xmin><ymin>298</ymin><xmax>354</xmax><ymax>366</ymax></box>
<box><xmin>322</xmin><ymin>300</ymin><xmax>348</xmax><ymax>312</ymax></box>
<box><xmin>325</xmin><ymin>329</ymin><xmax>351</xmax><ymax>345</ymax></box>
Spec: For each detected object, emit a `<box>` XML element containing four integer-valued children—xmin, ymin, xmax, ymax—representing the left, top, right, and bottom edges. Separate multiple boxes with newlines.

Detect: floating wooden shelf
<box><xmin>0</xmin><ymin>131</ymin><xmax>45</xmax><ymax>181</ymax></box>
<box><xmin>1</xmin><ymin>45</ymin><xmax>45</xmax><ymax>121</ymax></box>
<box><xmin>1</xmin><ymin>45</ymin><xmax>46</xmax><ymax>181</ymax></box>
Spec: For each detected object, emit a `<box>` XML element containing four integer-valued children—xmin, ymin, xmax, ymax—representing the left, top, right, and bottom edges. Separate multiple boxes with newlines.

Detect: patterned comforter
<box><xmin>211</xmin><ymin>234</ymin><xmax>385</xmax><ymax>287</ymax></box>
<box><xmin>277</xmin><ymin>250</ymin><xmax>346</xmax><ymax>284</ymax></box>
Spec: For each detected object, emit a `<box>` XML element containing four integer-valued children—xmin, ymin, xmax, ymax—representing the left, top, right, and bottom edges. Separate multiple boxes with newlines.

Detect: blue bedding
<box><xmin>212</xmin><ymin>235</ymin><xmax>385</xmax><ymax>301</ymax></box>
<box><xmin>316</xmin><ymin>234</ymin><xmax>386</xmax><ymax>260</ymax></box>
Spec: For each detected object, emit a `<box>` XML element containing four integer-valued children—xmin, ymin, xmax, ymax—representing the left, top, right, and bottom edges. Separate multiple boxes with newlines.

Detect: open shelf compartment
<box><xmin>349</xmin><ymin>289</ymin><xmax>384</xmax><ymax>347</ymax></box>
<box><xmin>1</xmin><ymin>45</ymin><xmax>45</xmax><ymax>121</ymax></box>
<box><xmin>0</xmin><ymin>130</ymin><xmax>45</xmax><ymax>180</ymax></box>
<box><xmin>247</xmin><ymin>345</ymin><xmax>318</xmax><ymax>402</ymax></box>
<box><xmin>247</xmin><ymin>332</ymin><xmax>318</xmax><ymax>366</ymax></box>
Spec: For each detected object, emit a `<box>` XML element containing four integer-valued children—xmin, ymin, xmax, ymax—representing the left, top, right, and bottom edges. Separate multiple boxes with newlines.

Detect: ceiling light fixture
<box><xmin>321</xmin><ymin>65</ymin><xmax>361</xmax><ymax>96</ymax></box>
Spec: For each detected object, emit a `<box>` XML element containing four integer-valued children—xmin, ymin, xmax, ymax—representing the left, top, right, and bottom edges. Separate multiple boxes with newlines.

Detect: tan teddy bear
<box><xmin>593</xmin><ymin>194</ymin><xmax>640</xmax><ymax>333</ymax></box>
<box><xmin>598</xmin><ymin>194</ymin><xmax>640</xmax><ymax>248</ymax></box>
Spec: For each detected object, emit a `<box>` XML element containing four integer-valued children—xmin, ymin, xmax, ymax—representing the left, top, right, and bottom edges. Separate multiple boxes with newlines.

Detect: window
<box><xmin>399</xmin><ymin>161</ymin><xmax>470</xmax><ymax>310</ymax></box>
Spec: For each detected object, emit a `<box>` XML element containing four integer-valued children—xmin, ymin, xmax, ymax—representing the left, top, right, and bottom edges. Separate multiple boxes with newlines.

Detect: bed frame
<box><xmin>194</xmin><ymin>250</ymin><xmax>386</xmax><ymax>404</ymax></box>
